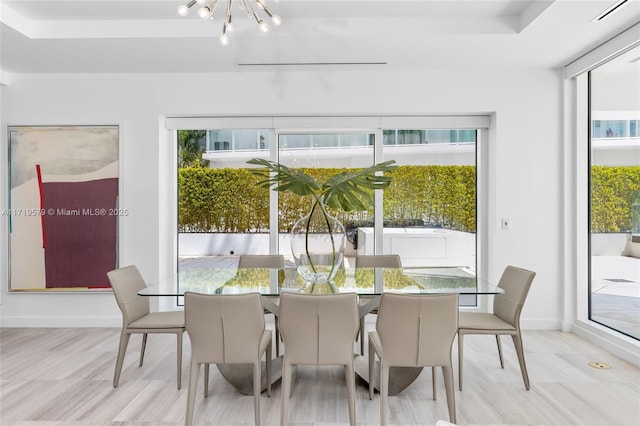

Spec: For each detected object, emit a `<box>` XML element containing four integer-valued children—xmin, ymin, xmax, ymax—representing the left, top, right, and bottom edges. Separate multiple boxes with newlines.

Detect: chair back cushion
<box><xmin>238</xmin><ymin>254</ymin><xmax>285</xmax><ymax>269</ymax></box>
<box><xmin>493</xmin><ymin>266</ymin><xmax>536</xmax><ymax>327</ymax></box>
<box><xmin>279</xmin><ymin>293</ymin><xmax>358</xmax><ymax>365</ymax></box>
<box><xmin>185</xmin><ymin>292</ymin><xmax>266</xmax><ymax>364</ymax></box>
<box><xmin>376</xmin><ymin>293</ymin><xmax>459</xmax><ymax>367</ymax></box>
<box><xmin>107</xmin><ymin>265</ymin><xmax>150</xmax><ymax>326</ymax></box>
<box><xmin>355</xmin><ymin>254</ymin><xmax>402</xmax><ymax>268</ymax></box>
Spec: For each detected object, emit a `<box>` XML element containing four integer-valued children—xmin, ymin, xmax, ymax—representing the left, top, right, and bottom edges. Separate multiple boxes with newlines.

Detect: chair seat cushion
<box><xmin>129</xmin><ymin>310</ymin><xmax>185</xmax><ymax>329</ymax></box>
<box><xmin>458</xmin><ymin>312</ymin><xmax>515</xmax><ymax>331</ymax></box>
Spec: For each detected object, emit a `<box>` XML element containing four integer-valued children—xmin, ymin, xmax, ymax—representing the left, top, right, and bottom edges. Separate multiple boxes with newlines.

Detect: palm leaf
<box><xmin>322</xmin><ymin>161</ymin><xmax>397</xmax><ymax>211</ymax></box>
<box><xmin>247</xmin><ymin>158</ymin><xmax>320</xmax><ymax>196</ymax></box>
<box><xmin>247</xmin><ymin>158</ymin><xmax>396</xmax><ymax>211</ymax></box>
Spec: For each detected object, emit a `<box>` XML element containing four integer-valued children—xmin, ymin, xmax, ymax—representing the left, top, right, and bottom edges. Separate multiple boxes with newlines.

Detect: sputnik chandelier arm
<box><xmin>177</xmin><ymin>0</ymin><xmax>281</xmax><ymax>45</ymax></box>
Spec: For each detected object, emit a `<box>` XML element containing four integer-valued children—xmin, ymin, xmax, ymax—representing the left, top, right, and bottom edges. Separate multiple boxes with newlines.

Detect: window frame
<box><xmin>161</xmin><ymin>115</ymin><xmax>490</xmax><ymax>311</ymax></box>
<box><xmin>564</xmin><ymin>23</ymin><xmax>640</xmax><ymax>362</ymax></box>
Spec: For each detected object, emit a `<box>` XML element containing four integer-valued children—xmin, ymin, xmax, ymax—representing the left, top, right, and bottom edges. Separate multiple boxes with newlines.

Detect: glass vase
<box><xmin>290</xmin><ymin>200</ymin><xmax>346</xmax><ymax>284</ymax></box>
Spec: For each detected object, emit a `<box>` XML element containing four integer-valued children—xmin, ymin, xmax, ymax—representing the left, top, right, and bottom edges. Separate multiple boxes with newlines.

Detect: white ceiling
<box><xmin>1</xmin><ymin>0</ymin><xmax>639</xmax><ymax>74</ymax></box>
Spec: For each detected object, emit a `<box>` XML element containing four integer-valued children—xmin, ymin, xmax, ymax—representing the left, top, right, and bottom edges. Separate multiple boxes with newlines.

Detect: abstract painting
<box><xmin>8</xmin><ymin>125</ymin><xmax>119</xmax><ymax>291</ymax></box>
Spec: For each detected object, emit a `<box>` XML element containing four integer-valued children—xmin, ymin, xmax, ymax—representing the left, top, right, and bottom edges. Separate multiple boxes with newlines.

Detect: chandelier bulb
<box><xmin>177</xmin><ymin>5</ymin><xmax>189</xmax><ymax>16</ymax></box>
<box><xmin>176</xmin><ymin>0</ymin><xmax>280</xmax><ymax>40</ymax></box>
<box><xmin>198</xmin><ymin>7</ymin><xmax>211</xmax><ymax>18</ymax></box>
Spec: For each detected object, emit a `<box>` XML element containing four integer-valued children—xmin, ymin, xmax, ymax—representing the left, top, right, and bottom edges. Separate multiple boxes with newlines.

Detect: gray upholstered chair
<box><xmin>457</xmin><ymin>265</ymin><xmax>536</xmax><ymax>391</ymax></box>
<box><xmin>238</xmin><ymin>254</ymin><xmax>285</xmax><ymax>356</ymax></box>
<box><xmin>107</xmin><ymin>265</ymin><xmax>185</xmax><ymax>389</ymax></box>
<box><xmin>278</xmin><ymin>292</ymin><xmax>359</xmax><ymax>426</ymax></box>
<box><xmin>369</xmin><ymin>293</ymin><xmax>459</xmax><ymax>425</ymax></box>
<box><xmin>184</xmin><ymin>292</ymin><xmax>272</xmax><ymax>426</ymax></box>
<box><xmin>355</xmin><ymin>254</ymin><xmax>402</xmax><ymax>355</ymax></box>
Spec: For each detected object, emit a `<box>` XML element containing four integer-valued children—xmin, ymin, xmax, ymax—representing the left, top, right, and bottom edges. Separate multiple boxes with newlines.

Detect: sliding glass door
<box><xmin>276</xmin><ymin>132</ymin><xmax>375</xmax><ymax>267</ymax></box>
<box><xmin>177</xmin><ymin>128</ymin><xmax>271</xmax><ymax>287</ymax></box>
<box><xmin>588</xmin><ymin>46</ymin><xmax>640</xmax><ymax>340</ymax></box>
<box><xmin>381</xmin><ymin>128</ymin><xmax>477</xmax><ymax>304</ymax></box>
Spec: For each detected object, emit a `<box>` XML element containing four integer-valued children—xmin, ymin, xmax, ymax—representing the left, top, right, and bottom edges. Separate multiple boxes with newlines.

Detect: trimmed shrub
<box><xmin>591</xmin><ymin>166</ymin><xmax>640</xmax><ymax>233</ymax></box>
<box><xmin>178</xmin><ymin>165</ymin><xmax>639</xmax><ymax>235</ymax></box>
<box><xmin>180</xmin><ymin>165</ymin><xmax>483</xmax><ymax>234</ymax></box>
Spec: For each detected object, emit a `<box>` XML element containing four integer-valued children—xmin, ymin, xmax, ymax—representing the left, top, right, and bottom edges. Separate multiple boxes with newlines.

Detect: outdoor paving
<box><xmin>591</xmin><ymin>255</ymin><xmax>640</xmax><ymax>339</ymax></box>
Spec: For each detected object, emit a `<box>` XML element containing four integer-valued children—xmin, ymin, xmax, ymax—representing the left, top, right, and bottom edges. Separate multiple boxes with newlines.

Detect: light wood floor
<box><xmin>1</xmin><ymin>326</ymin><xmax>639</xmax><ymax>425</ymax></box>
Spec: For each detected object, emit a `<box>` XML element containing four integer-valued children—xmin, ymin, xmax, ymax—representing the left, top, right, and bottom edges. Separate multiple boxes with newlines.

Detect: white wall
<box><xmin>0</xmin><ymin>68</ymin><xmax>564</xmax><ymax>328</ymax></box>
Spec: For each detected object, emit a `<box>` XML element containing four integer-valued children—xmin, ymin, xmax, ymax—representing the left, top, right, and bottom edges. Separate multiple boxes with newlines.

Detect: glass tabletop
<box><xmin>138</xmin><ymin>266</ymin><xmax>503</xmax><ymax>296</ymax></box>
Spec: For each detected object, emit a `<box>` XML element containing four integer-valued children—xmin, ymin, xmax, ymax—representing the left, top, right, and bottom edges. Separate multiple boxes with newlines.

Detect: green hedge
<box><xmin>178</xmin><ymin>165</ymin><xmax>640</xmax><ymax>234</ymax></box>
<box><xmin>386</xmin><ymin>166</ymin><xmax>476</xmax><ymax>232</ymax></box>
<box><xmin>178</xmin><ymin>165</ymin><xmax>476</xmax><ymax>233</ymax></box>
<box><xmin>178</xmin><ymin>167</ymin><xmax>268</xmax><ymax>232</ymax></box>
<box><xmin>591</xmin><ymin>166</ymin><xmax>640</xmax><ymax>233</ymax></box>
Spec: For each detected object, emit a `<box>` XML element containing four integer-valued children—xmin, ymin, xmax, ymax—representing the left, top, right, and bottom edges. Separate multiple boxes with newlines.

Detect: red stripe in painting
<box><xmin>36</xmin><ymin>164</ymin><xmax>46</xmax><ymax>248</ymax></box>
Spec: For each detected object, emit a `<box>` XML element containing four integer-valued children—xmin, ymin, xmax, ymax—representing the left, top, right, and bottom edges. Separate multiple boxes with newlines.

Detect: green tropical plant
<box><xmin>178</xmin><ymin>130</ymin><xmax>209</xmax><ymax>168</ymax></box>
<box><xmin>247</xmin><ymin>159</ymin><xmax>397</xmax><ymax>210</ymax></box>
<box><xmin>246</xmin><ymin>158</ymin><xmax>397</xmax><ymax>280</ymax></box>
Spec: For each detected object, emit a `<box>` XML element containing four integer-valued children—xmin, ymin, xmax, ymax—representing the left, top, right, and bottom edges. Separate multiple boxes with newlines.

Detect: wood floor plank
<box><xmin>1</xmin><ymin>328</ymin><xmax>639</xmax><ymax>425</ymax></box>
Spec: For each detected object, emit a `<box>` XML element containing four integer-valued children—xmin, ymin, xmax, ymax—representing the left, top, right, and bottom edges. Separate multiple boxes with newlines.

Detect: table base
<box><xmin>354</xmin><ymin>354</ymin><xmax>423</xmax><ymax>396</ymax></box>
<box><xmin>216</xmin><ymin>357</ymin><xmax>283</xmax><ymax>395</ymax></box>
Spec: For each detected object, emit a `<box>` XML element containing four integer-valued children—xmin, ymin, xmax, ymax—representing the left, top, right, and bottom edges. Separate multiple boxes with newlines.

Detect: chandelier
<box><xmin>177</xmin><ymin>0</ymin><xmax>282</xmax><ymax>45</ymax></box>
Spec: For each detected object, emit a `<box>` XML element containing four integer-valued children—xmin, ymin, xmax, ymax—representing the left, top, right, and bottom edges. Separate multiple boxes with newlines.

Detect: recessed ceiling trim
<box><xmin>237</xmin><ymin>62</ymin><xmax>388</xmax><ymax>66</ymax></box>
<box><xmin>592</xmin><ymin>0</ymin><xmax>630</xmax><ymax>22</ymax></box>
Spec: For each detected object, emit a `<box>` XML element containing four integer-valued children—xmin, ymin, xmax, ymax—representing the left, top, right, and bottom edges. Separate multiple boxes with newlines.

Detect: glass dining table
<box><xmin>140</xmin><ymin>265</ymin><xmax>502</xmax><ymax>299</ymax></box>
<box><xmin>139</xmin><ymin>265</ymin><xmax>503</xmax><ymax>395</ymax></box>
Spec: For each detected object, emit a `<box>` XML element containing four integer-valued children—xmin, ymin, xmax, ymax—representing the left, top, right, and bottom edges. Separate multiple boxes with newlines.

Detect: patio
<box><xmin>591</xmin><ymin>255</ymin><xmax>640</xmax><ymax>339</ymax></box>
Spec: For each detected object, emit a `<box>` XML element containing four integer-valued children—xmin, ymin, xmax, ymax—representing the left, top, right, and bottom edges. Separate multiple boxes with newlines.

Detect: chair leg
<box><xmin>280</xmin><ymin>362</ymin><xmax>292</xmax><ymax>426</ymax></box>
<box><xmin>113</xmin><ymin>330</ymin><xmax>131</xmax><ymax>387</ymax></box>
<box><xmin>275</xmin><ymin>316</ymin><xmax>281</xmax><ymax>357</ymax></box>
<box><xmin>185</xmin><ymin>361</ymin><xmax>201</xmax><ymax>426</ymax></box>
<box><xmin>379</xmin><ymin>363</ymin><xmax>390</xmax><ymax>426</ymax></box>
<box><xmin>442</xmin><ymin>365</ymin><xmax>457</xmax><ymax>424</ymax></box>
<box><xmin>359</xmin><ymin>317</ymin><xmax>365</xmax><ymax>355</ymax></box>
<box><xmin>345</xmin><ymin>363</ymin><xmax>356</xmax><ymax>426</ymax></box>
<box><xmin>496</xmin><ymin>334</ymin><xmax>504</xmax><ymax>368</ymax></box>
<box><xmin>253</xmin><ymin>361</ymin><xmax>261</xmax><ymax>426</ymax></box>
<box><xmin>266</xmin><ymin>341</ymin><xmax>272</xmax><ymax>397</ymax></box>
<box><xmin>511</xmin><ymin>333</ymin><xmax>531</xmax><ymax>390</ymax></box>
<box><xmin>432</xmin><ymin>366</ymin><xmax>437</xmax><ymax>400</ymax></box>
<box><xmin>204</xmin><ymin>364</ymin><xmax>210</xmax><ymax>398</ymax></box>
<box><xmin>177</xmin><ymin>331</ymin><xmax>183</xmax><ymax>390</ymax></box>
<box><xmin>457</xmin><ymin>332</ymin><xmax>464</xmax><ymax>391</ymax></box>
<box><xmin>139</xmin><ymin>333</ymin><xmax>148</xmax><ymax>366</ymax></box>
<box><xmin>368</xmin><ymin>339</ymin><xmax>376</xmax><ymax>400</ymax></box>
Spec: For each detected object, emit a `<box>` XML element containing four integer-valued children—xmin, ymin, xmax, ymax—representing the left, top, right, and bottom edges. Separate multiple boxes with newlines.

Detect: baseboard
<box><xmin>572</xmin><ymin>320</ymin><xmax>640</xmax><ymax>367</ymax></box>
<box><xmin>520</xmin><ymin>319</ymin><xmax>562</xmax><ymax>330</ymax></box>
<box><xmin>1</xmin><ymin>316</ymin><xmax>121</xmax><ymax>328</ymax></box>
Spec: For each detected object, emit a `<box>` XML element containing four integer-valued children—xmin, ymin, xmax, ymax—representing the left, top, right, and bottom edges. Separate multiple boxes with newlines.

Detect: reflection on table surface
<box><xmin>138</xmin><ymin>266</ymin><xmax>503</xmax><ymax>296</ymax></box>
